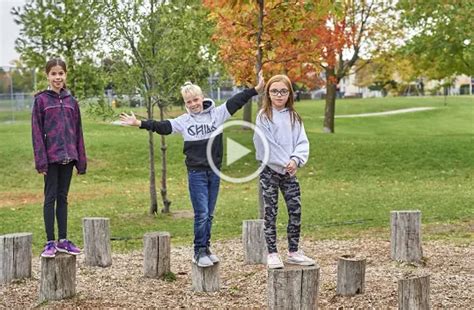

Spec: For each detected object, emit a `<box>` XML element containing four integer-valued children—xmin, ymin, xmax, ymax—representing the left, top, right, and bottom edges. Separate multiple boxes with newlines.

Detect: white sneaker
<box><xmin>192</xmin><ymin>250</ymin><xmax>214</xmax><ymax>267</ymax></box>
<box><xmin>206</xmin><ymin>248</ymin><xmax>220</xmax><ymax>263</ymax></box>
<box><xmin>287</xmin><ymin>251</ymin><xmax>315</xmax><ymax>266</ymax></box>
<box><xmin>267</xmin><ymin>253</ymin><xmax>284</xmax><ymax>269</ymax></box>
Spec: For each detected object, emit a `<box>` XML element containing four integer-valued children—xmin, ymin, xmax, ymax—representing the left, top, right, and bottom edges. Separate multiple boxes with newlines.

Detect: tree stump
<box><xmin>268</xmin><ymin>265</ymin><xmax>320</xmax><ymax>310</ymax></box>
<box><xmin>391</xmin><ymin>211</ymin><xmax>423</xmax><ymax>263</ymax></box>
<box><xmin>242</xmin><ymin>219</ymin><xmax>267</xmax><ymax>264</ymax></box>
<box><xmin>143</xmin><ymin>232</ymin><xmax>170</xmax><ymax>278</ymax></box>
<box><xmin>82</xmin><ymin>217</ymin><xmax>112</xmax><ymax>267</ymax></box>
<box><xmin>191</xmin><ymin>263</ymin><xmax>220</xmax><ymax>292</ymax></box>
<box><xmin>398</xmin><ymin>275</ymin><xmax>430</xmax><ymax>310</ymax></box>
<box><xmin>39</xmin><ymin>253</ymin><xmax>76</xmax><ymax>302</ymax></box>
<box><xmin>0</xmin><ymin>232</ymin><xmax>32</xmax><ymax>284</ymax></box>
<box><xmin>336</xmin><ymin>254</ymin><xmax>366</xmax><ymax>296</ymax></box>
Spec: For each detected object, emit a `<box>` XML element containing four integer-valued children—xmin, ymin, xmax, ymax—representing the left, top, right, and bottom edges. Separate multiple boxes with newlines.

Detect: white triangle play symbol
<box><xmin>226</xmin><ymin>138</ymin><xmax>251</xmax><ymax>166</ymax></box>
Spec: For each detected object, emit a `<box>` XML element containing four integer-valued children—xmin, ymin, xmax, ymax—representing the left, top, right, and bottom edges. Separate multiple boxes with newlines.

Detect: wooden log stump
<box><xmin>268</xmin><ymin>265</ymin><xmax>320</xmax><ymax>310</ymax></box>
<box><xmin>336</xmin><ymin>254</ymin><xmax>366</xmax><ymax>296</ymax></box>
<box><xmin>191</xmin><ymin>263</ymin><xmax>220</xmax><ymax>292</ymax></box>
<box><xmin>0</xmin><ymin>232</ymin><xmax>32</xmax><ymax>284</ymax></box>
<box><xmin>398</xmin><ymin>274</ymin><xmax>430</xmax><ymax>310</ymax></box>
<box><xmin>82</xmin><ymin>217</ymin><xmax>112</xmax><ymax>267</ymax></box>
<box><xmin>391</xmin><ymin>211</ymin><xmax>423</xmax><ymax>263</ymax></box>
<box><xmin>39</xmin><ymin>253</ymin><xmax>76</xmax><ymax>302</ymax></box>
<box><xmin>242</xmin><ymin>219</ymin><xmax>267</xmax><ymax>264</ymax></box>
<box><xmin>143</xmin><ymin>232</ymin><xmax>170</xmax><ymax>278</ymax></box>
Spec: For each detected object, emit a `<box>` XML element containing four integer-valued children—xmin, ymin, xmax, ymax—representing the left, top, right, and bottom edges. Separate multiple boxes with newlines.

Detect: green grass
<box><xmin>1</xmin><ymin>95</ymin><xmax>473</xmax><ymax>254</ymax></box>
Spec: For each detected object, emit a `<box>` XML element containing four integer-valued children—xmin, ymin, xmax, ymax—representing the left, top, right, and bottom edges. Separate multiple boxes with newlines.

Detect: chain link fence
<box><xmin>0</xmin><ymin>92</ymin><xmax>33</xmax><ymax>122</ymax></box>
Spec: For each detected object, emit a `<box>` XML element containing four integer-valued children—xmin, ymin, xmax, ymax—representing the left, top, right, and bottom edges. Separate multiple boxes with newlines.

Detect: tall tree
<box><xmin>105</xmin><ymin>0</ymin><xmax>215</xmax><ymax>214</ymax></box>
<box><xmin>204</xmin><ymin>0</ymin><xmax>328</xmax><ymax>122</ymax></box>
<box><xmin>311</xmin><ymin>0</ymin><xmax>400</xmax><ymax>133</ymax></box>
<box><xmin>398</xmin><ymin>0</ymin><xmax>473</xmax><ymax>79</ymax></box>
<box><xmin>12</xmin><ymin>0</ymin><xmax>105</xmax><ymax>98</ymax></box>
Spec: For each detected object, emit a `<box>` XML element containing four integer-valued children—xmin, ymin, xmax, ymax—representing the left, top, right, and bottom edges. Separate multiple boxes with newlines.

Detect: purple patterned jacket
<box><xmin>31</xmin><ymin>89</ymin><xmax>87</xmax><ymax>174</ymax></box>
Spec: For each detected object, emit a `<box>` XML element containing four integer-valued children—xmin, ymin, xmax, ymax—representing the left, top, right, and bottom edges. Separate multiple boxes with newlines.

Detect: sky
<box><xmin>0</xmin><ymin>0</ymin><xmax>26</xmax><ymax>68</ymax></box>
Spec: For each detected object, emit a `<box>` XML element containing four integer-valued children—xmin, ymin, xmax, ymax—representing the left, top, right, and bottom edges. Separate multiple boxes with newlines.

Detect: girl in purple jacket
<box><xmin>32</xmin><ymin>58</ymin><xmax>86</xmax><ymax>258</ymax></box>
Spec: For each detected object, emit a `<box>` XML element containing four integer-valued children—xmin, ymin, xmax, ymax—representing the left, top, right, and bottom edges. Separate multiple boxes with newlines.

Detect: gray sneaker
<box><xmin>193</xmin><ymin>249</ymin><xmax>214</xmax><ymax>267</ymax></box>
<box><xmin>206</xmin><ymin>247</ymin><xmax>220</xmax><ymax>263</ymax></box>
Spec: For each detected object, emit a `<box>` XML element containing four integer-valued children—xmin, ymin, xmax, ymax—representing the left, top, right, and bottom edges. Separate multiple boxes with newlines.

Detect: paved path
<box><xmin>335</xmin><ymin>107</ymin><xmax>436</xmax><ymax>118</ymax></box>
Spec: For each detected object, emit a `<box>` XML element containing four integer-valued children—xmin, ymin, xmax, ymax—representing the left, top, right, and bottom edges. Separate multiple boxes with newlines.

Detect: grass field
<box><xmin>0</xmin><ymin>95</ymin><xmax>473</xmax><ymax>254</ymax></box>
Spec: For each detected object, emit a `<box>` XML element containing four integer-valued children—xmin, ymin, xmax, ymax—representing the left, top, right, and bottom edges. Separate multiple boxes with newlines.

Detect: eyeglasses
<box><xmin>269</xmin><ymin>88</ymin><xmax>290</xmax><ymax>96</ymax></box>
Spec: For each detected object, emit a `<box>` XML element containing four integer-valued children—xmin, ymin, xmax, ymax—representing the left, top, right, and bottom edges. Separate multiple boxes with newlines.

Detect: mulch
<box><xmin>1</xmin><ymin>238</ymin><xmax>472</xmax><ymax>308</ymax></box>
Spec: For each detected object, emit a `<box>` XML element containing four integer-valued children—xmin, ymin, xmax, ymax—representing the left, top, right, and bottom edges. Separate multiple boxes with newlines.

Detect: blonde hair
<box><xmin>181</xmin><ymin>81</ymin><xmax>203</xmax><ymax>99</ymax></box>
<box><xmin>260</xmin><ymin>74</ymin><xmax>301</xmax><ymax>125</ymax></box>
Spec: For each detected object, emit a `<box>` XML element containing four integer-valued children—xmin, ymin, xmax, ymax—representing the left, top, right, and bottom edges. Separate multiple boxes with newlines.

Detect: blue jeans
<box><xmin>188</xmin><ymin>169</ymin><xmax>220</xmax><ymax>256</ymax></box>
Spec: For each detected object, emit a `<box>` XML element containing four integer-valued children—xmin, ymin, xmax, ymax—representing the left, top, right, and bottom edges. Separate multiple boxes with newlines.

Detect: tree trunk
<box><xmin>243</xmin><ymin>100</ymin><xmax>252</xmax><ymax>123</ymax></box>
<box><xmin>267</xmin><ymin>265</ymin><xmax>320</xmax><ymax>310</ymax></box>
<box><xmin>242</xmin><ymin>219</ymin><xmax>267</xmax><ymax>264</ymax></box>
<box><xmin>391</xmin><ymin>210</ymin><xmax>423</xmax><ymax>263</ymax></box>
<box><xmin>82</xmin><ymin>217</ymin><xmax>112</xmax><ymax>267</ymax></box>
<box><xmin>65</xmin><ymin>42</ymin><xmax>76</xmax><ymax>95</ymax></box>
<box><xmin>146</xmin><ymin>95</ymin><xmax>158</xmax><ymax>215</ymax></box>
<box><xmin>39</xmin><ymin>254</ymin><xmax>76</xmax><ymax>302</ymax></box>
<box><xmin>143</xmin><ymin>232</ymin><xmax>170</xmax><ymax>278</ymax></box>
<box><xmin>323</xmin><ymin>68</ymin><xmax>337</xmax><ymax>133</ymax></box>
<box><xmin>243</xmin><ymin>0</ymin><xmax>264</xmax><ymax>124</ymax></box>
<box><xmin>398</xmin><ymin>275</ymin><xmax>430</xmax><ymax>310</ymax></box>
<box><xmin>159</xmin><ymin>105</ymin><xmax>171</xmax><ymax>213</ymax></box>
<box><xmin>253</xmin><ymin>0</ymin><xmax>265</xmax><ymax>211</ymax></box>
<box><xmin>0</xmin><ymin>232</ymin><xmax>32</xmax><ymax>284</ymax></box>
<box><xmin>336</xmin><ymin>254</ymin><xmax>366</xmax><ymax>296</ymax></box>
<box><xmin>191</xmin><ymin>263</ymin><xmax>220</xmax><ymax>292</ymax></box>
<box><xmin>256</xmin><ymin>0</ymin><xmax>264</xmax><ymax>106</ymax></box>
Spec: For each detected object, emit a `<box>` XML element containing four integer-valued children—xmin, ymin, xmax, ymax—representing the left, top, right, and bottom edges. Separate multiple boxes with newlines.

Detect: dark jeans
<box><xmin>187</xmin><ymin>169</ymin><xmax>220</xmax><ymax>256</ymax></box>
<box><xmin>43</xmin><ymin>162</ymin><xmax>74</xmax><ymax>241</ymax></box>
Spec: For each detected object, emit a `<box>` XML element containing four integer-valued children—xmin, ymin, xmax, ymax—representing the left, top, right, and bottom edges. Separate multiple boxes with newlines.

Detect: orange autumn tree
<box><xmin>205</xmin><ymin>1</ymin><xmax>400</xmax><ymax>132</ymax></box>
<box><xmin>311</xmin><ymin>0</ymin><xmax>401</xmax><ymax>132</ymax></box>
<box><xmin>203</xmin><ymin>0</ymin><xmax>330</xmax><ymax>123</ymax></box>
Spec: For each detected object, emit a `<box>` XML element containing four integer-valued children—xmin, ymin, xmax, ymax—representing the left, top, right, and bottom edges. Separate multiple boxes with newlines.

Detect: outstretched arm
<box><xmin>120</xmin><ymin>111</ymin><xmax>141</xmax><ymax>127</ymax></box>
<box><xmin>119</xmin><ymin>111</ymin><xmax>172</xmax><ymax>135</ymax></box>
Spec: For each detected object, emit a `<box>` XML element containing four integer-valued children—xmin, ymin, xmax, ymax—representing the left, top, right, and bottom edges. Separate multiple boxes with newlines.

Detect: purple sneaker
<box><xmin>41</xmin><ymin>241</ymin><xmax>57</xmax><ymax>258</ymax></box>
<box><xmin>56</xmin><ymin>239</ymin><xmax>81</xmax><ymax>255</ymax></box>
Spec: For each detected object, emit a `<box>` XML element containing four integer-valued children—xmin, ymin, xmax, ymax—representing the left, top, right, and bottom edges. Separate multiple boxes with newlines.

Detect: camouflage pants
<box><xmin>260</xmin><ymin>166</ymin><xmax>301</xmax><ymax>254</ymax></box>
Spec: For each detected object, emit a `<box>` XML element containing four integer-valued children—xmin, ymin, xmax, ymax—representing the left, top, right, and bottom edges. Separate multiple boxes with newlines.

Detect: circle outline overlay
<box><xmin>206</xmin><ymin>120</ymin><xmax>270</xmax><ymax>183</ymax></box>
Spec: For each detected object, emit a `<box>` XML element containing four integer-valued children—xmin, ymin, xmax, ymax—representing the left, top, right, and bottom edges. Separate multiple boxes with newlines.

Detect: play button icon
<box><xmin>206</xmin><ymin>120</ymin><xmax>270</xmax><ymax>183</ymax></box>
<box><xmin>226</xmin><ymin>138</ymin><xmax>251</xmax><ymax>166</ymax></box>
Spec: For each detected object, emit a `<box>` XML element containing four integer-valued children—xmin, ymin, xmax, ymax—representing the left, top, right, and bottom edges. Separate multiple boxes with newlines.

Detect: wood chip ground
<box><xmin>1</xmin><ymin>238</ymin><xmax>472</xmax><ymax>308</ymax></box>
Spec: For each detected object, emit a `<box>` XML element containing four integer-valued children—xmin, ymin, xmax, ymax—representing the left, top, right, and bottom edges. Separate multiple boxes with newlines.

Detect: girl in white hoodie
<box><xmin>253</xmin><ymin>74</ymin><xmax>314</xmax><ymax>269</ymax></box>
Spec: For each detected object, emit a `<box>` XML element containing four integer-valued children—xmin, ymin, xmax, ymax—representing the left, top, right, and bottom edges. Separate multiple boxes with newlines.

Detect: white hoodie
<box><xmin>253</xmin><ymin>107</ymin><xmax>309</xmax><ymax>174</ymax></box>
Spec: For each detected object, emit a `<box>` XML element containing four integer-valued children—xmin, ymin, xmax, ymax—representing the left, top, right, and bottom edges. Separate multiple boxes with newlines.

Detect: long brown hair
<box><xmin>259</xmin><ymin>74</ymin><xmax>301</xmax><ymax>125</ymax></box>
